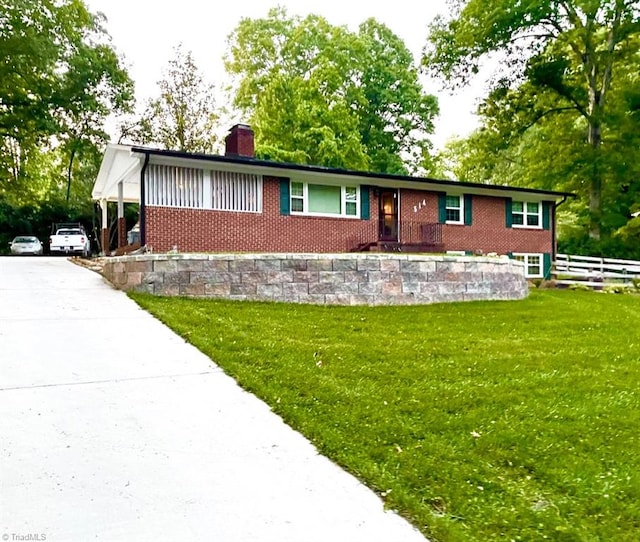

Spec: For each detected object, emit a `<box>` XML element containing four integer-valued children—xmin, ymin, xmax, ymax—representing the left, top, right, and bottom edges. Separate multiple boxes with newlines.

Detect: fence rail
<box><xmin>552</xmin><ymin>253</ymin><xmax>640</xmax><ymax>288</ymax></box>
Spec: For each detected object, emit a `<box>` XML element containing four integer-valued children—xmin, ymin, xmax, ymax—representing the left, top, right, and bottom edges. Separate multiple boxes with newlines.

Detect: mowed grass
<box><xmin>130</xmin><ymin>289</ymin><xmax>640</xmax><ymax>541</ymax></box>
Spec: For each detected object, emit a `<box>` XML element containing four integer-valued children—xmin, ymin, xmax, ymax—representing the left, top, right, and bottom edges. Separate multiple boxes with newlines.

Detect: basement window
<box><xmin>512</xmin><ymin>253</ymin><xmax>543</xmax><ymax>278</ymax></box>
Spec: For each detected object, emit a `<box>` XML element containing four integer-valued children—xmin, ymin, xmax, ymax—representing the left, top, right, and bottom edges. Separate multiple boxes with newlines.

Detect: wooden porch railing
<box><xmin>347</xmin><ymin>221</ymin><xmax>444</xmax><ymax>253</ymax></box>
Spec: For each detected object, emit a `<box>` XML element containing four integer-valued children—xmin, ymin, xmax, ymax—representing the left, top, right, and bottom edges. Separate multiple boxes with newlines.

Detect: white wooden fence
<box><xmin>552</xmin><ymin>253</ymin><xmax>640</xmax><ymax>288</ymax></box>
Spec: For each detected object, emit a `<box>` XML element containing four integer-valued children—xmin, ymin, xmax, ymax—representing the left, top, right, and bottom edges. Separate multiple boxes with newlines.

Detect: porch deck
<box><xmin>348</xmin><ymin>222</ymin><xmax>444</xmax><ymax>253</ymax></box>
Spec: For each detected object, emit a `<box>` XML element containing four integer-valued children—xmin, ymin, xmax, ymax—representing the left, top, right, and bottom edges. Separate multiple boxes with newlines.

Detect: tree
<box><xmin>434</xmin><ymin>75</ymin><xmax>640</xmax><ymax>256</ymax></box>
<box><xmin>0</xmin><ymin>0</ymin><xmax>134</xmax><ymax>203</ymax></box>
<box><xmin>56</xmin><ymin>40</ymin><xmax>134</xmax><ymax>202</ymax></box>
<box><xmin>126</xmin><ymin>44</ymin><xmax>220</xmax><ymax>153</ymax></box>
<box><xmin>424</xmin><ymin>0</ymin><xmax>640</xmax><ymax>240</ymax></box>
<box><xmin>357</xmin><ymin>19</ymin><xmax>439</xmax><ymax>174</ymax></box>
<box><xmin>225</xmin><ymin>8</ymin><xmax>438</xmax><ymax>174</ymax></box>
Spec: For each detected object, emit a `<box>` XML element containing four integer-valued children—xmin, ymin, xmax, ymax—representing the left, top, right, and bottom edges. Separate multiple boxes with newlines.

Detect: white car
<box><xmin>9</xmin><ymin>236</ymin><xmax>43</xmax><ymax>255</ymax></box>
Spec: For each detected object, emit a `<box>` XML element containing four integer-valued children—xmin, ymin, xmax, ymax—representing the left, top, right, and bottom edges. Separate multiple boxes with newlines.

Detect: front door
<box><xmin>378</xmin><ymin>189</ymin><xmax>399</xmax><ymax>241</ymax></box>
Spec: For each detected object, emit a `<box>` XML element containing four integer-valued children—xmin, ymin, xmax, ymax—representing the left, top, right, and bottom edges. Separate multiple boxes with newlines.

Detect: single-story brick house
<box><xmin>92</xmin><ymin>124</ymin><xmax>574</xmax><ymax>278</ymax></box>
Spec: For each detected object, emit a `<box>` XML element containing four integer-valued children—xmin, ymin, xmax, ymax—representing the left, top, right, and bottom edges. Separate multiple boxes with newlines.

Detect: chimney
<box><xmin>225</xmin><ymin>124</ymin><xmax>255</xmax><ymax>158</ymax></box>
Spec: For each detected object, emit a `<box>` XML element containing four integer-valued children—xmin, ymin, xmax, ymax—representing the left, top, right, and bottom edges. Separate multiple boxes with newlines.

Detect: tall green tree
<box><xmin>125</xmin><ymin>44</ymin><xmax>220</xmax><ymax>153</ymax></box>
<box><xmin>56</xmin><ymin>40</ymin><xmax>134</xmax><ymax>202</ymax></box>
<box><xmin>424</xmin><ymin>0</ymin><xmax>640</xmax><ymax>240</ymax></box>
<box><xmin>225</xmin><ymin>7</ymin><xmax>438</xmax><ymax>174</ymax></box>
<box><xmin>0</xmin><ymin>0</ymin><xmax>134</xmax><ymax>204</ymax></box>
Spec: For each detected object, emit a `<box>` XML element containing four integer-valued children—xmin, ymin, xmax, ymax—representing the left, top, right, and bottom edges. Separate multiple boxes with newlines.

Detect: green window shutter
<box><xmin>542</xmin><ymin>201</ymin><xmax>551</xmax><ymax>230</ymax></box>
<box><xmin>280</xmin><ymin>179</ymin><xmax>290</xmax><ymax>215</ymax></box>
<box><xmin>464</xmin><ymin>194</ymin><xmax>473</xmax><ymax>226</ymax></box>
<box><xmin>465</xmin><ymin>250</ymin><xmax>474</xmax><ymax>256</ymax></box>
<box><xmin>543</xmin><ymin>253</ymin><xmax>552</xmax><ymax>279</ymax></box>
<box><xmin>360</xmin><ymin>185</ymin><xmax>370</xmax><ymax>220</ymax></box>
<box><xmin>505</xmin><ymin>198</ymin><xmax>513</xmax><ymax>228</ymax></box>
<box><xmin>507</xmin><ymin>251</ymin><xmax>513</xmax><ymax>258</ymax></box>
<box><xmin>438</xmin><ymin>193</ymin><xmax>446</xmax><ymax>224</ymax></box>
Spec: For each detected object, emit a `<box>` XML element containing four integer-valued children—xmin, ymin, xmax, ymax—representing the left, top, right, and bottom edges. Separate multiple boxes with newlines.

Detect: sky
<box><xmin>84</xmin><ymin>0</ymin><xmax>487</xmax><ymax>150</ymax></box>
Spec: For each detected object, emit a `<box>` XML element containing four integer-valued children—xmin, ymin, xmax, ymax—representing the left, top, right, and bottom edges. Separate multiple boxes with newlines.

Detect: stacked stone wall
<box><xmin>101</xmin><ymin>253</ymin><xmax>528</xmax><ymax>305</ymax></box>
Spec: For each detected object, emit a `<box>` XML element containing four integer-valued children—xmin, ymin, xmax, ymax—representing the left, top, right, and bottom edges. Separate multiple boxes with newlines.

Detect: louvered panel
<box><xmin>146</xmin><ymin>164</ymin><xmax>204</xmax><ymax>208</ymax></box>
<box><xmin>146</xmin><ymin>165</ymin><xmax>266</xmax><ymax>211</ymax></box>
<box><xmin>209</xmin><ymin>170</ymin><xmax>262</xmax><ymax>213</ymax></box>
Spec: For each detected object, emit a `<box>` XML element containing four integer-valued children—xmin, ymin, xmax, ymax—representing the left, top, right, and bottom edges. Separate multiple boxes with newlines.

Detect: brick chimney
<box><xmin>225</xmin><ymin>124</ymin><xmax>255</xmax><ymax>158</ymax></box>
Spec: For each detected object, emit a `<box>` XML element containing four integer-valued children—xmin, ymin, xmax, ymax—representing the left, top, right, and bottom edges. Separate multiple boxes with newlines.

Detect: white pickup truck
<box><xmin>49</xmin><ymin>223</ymin><xmax>91</xmax><ymax>257</ymax></box>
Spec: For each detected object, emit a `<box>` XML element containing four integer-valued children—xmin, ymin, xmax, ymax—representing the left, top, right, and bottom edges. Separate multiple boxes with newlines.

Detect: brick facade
<box><xmin>117</xmin><ymin>217</ymin><xmax>127</xmax><ymax>249</ymax></box>
<box><xmin>101</xmin><ymin>227</ymin><xmax>110</xmax><ymax>254</ymax></box>
<box><xmin>400</xmin><ymin>190</ymin><xmax>552</xmax><ymax>255</ymax></box>
<box><xmin>224</xmin><ymin>124</ymin><xmax>255</xmax><ymax>158</ymax></box>
<box><xmin>145</xmin><ymin>177</ymin><xmax>376</xmax><ymax>253</ymax></box>
<box><xmin>143</xmin><ymin>178</ymin><xmax>554</xmax><ymax>256</ymax></box>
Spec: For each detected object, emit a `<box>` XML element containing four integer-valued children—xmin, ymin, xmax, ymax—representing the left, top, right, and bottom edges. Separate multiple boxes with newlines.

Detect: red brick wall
<box><xmin>144</xmin><ymin>177</ymin><xmax>376</xmax><ymax>253</ymax></box>
<box><xmin>144</xmin><ymin>180</ymin><xmax>554</xmax><ymax>255</ymax></box>
<box><xmin>224</xmin><ymin>124</ymin><xmax>255</xmax><ymax>157</ymax></box>
<box><xmin>400</xmin><ymin>189</ymin><xmax>553</xmax><ymax>254</ymax></box>
<box><xmin>101</xmin><ymin>228</ymin><xmax>109</xmax><ymax>254</ymax></box>
<box><xmin>117</xmin><ymin>217</ymin><xmax>127</xmax><ymax>248</ymax></box>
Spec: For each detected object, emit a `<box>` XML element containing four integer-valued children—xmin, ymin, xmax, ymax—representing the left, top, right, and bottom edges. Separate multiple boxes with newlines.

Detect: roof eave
<box><xmin>123</xmin><ymin>145</ymin><xmax>576</xmax><ymax>202</ymax></box>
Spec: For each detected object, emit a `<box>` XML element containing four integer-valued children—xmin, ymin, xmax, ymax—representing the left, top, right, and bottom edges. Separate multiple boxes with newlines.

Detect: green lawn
<box><xmin>130</xmin><ymin>289</ymin><xmax>640</xmax><ymax>542</ymax></box>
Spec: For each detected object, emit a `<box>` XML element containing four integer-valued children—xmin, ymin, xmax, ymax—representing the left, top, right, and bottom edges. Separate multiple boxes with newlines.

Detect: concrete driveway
<box><xmin>0</xmin><ymin>256</ymin><xmax>427</xmax><ymax>542</ymax></box>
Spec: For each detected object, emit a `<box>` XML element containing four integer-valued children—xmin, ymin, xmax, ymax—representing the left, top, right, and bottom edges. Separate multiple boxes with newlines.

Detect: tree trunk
<box><xmin>582</xmin><ymin>5</ymin><xmax>619</xmax><ymax>242</ymax></box>
<box><xmin>66</xmin><ymin>145</ymin><xmax>77</xmax><ymax>204</ymax></box>
<box><xmin>587</xmin><ymin>119</ymin><xmax>602</xmax><ymax>240</ymax></box>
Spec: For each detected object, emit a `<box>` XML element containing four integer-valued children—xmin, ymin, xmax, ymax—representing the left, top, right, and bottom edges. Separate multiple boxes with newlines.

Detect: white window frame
<box><xmin>512</xmin><ymin>201</ymin><xmax>542</xmax><ymax>229</ymax></box>
<box><xmin>512</xmin><ymin>253</ymin><xmax>543</xmax><ymax>278</ymax></box>
<box><xmin>290</xmin><ymin>181</ymin><xmax>360</xmax><ymax>219</ymax></box>
<box><xmin>291</xmin><ymin>181</ymin><xmax>305</xmax><ymax>213</ymax></box>
<box><xmin>445</xmin><ymin>194</ymin><xmax>464</xmax><ymax>225</ymax></box>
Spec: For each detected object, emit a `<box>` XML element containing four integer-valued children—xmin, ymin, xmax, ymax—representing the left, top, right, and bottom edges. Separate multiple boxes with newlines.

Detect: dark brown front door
<box><xmin>378</xmin><ymin>189</ymin><xmax>399</xmax><ymax>241</ymax></box>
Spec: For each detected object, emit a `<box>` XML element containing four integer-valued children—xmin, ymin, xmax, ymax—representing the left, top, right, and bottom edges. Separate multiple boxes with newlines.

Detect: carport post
<box><xmin>117</xmin><ymin>181</ymin><xmax>126</xmax><ymax>248</ymax></box>
<box><xmin>100</xmin><ymin>199</ymin><xmax>109</xmax><ymax>255</ymax></box>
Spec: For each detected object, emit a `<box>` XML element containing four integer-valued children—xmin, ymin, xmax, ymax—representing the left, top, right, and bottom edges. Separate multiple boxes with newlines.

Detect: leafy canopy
<box><xmin>424</xmin><ymin>0</ymin><xmax>640</xmax><ymax>245</ymax></box>
<box><xmin>0</xmin><ymin>0</ymin><xmax>134</xmax><ymax>205</ymax></box>
<box><xmin>225</xmin><ymin>8</ymin><xmax>438</xmax><ymax>174</ymax></box>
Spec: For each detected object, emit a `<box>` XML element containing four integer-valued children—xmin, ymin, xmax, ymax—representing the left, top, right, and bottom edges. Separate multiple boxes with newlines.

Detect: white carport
<box><xmin>92</xmin><ymin>144</ymin><xmax>144</xmax><ymax>253</ymax></box>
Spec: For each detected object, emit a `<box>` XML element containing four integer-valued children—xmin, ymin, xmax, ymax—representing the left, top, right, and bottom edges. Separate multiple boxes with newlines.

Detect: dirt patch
<box><xmin>68</xmin><ymin>256</ymin><xmax>106</xmax><ymax>275</ymax></box>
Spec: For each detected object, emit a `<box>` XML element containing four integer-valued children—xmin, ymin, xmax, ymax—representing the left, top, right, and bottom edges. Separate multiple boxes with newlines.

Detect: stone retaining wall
<box><xmin>101</xmin><ymin>253</ymin><xmax>528</xmax><ymax>305</ymax></box>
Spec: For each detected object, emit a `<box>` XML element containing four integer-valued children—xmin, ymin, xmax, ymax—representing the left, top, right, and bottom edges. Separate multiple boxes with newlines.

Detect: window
<box><xmin>345</xmin><ymin>186</ymin><xmax>358</xmax><ymax>216</ymax></box>
<box><xmin>291</xmin><ymin>182</ymin><xmax>304</xmax><ymax>212</ymax></box>
<box><xmin>290</xmin><ymin>182</ymin><xmax>359</xmax><ymax>218</ymax></box>
<box><xmin>512</xmin><ymin>201</ymin><xmax>541</xmax><ymax>228</ymax></box>
<box><xmin>146</xmin><ymin>165</ymin><xmax>205</xmax><ymax>208</ymax></box>
<box><xmin>439</xmin><ymin>193</ymin><xmax>472</xmax><ymax>225</ymax></box>
<box><xmin>211</xmin><ymin>171</ymin><xmax>262</xmax><ymax>213</ymax></box>
<box><xmin>512</xmin><ymin>253</ymin><xmax>543</xmax><ymax>278</ymax></box>
<box><xmin>445</xmin><ymin>195</ymin><xmax>463</xmax><ymax>224</ymax></box>
<box><xmin>146</xmin><ymin>165</ymin><xmax>262</xmax><ymax>213</ymax></box>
